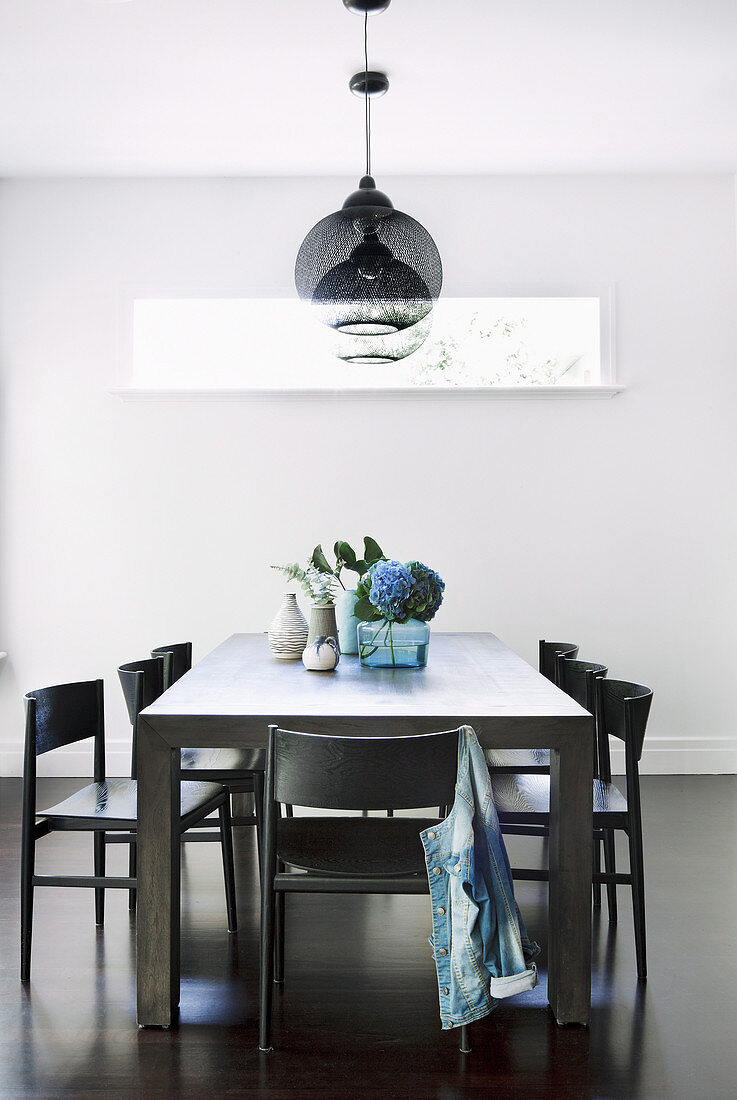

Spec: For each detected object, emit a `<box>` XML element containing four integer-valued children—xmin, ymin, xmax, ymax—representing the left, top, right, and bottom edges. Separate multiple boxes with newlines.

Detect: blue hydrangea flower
<box><xmin>366</xmin><ymin>560</ymin><xmax>416</xmax><ymax>622</ymax></box>
<box><xmin>404</xmin><ymin>561</ymin><xmax>445</xmax><ymax>622</ymax></box>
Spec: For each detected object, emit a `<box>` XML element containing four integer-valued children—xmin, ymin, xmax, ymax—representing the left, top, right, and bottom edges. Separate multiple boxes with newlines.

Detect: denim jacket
<box><xmin>420</xmin><ymin>725</ymin><xmax>539</xmax><ymax>1029</ymax></box>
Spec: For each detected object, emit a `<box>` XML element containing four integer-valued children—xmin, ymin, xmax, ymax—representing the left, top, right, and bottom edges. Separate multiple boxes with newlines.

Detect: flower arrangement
<box><xmin>354</xmin><ymin>559</ymin><xmax>445</xmax><ymax>667</ymax></box>
<box><xmin>273</xmin><ymin>541</ymin><xmax>445</xmax><ymax>668</ymax></box>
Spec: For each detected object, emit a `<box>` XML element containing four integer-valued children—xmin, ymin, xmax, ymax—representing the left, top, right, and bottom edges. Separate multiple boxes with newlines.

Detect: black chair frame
<box><xmin>491</xmin><ymin>676</ymin><xmax>653</xmax><ymax>978</ymax></box>
<box><xmin>259</xmin><ymin>725</ymin><xmax>470</xmax><ymax>1053</ymax></box>
<box><xmin>21</xmin><ymin>679</ymin><xmax>237</xmax><ymax>982</ymax></box>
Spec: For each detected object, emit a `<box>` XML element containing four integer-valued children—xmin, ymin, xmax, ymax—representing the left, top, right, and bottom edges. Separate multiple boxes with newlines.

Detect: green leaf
<box><xmin>310</xmin><ymin>544</ymin><xmax>334</xmax><ymax>575</ymax></box>
<box><xmin>334</xmin><ymin>540</ymin><xmax>356</xmax><ymax>567</ymax></box>
<box><xmin>353</xmin><ymin>559</ymin><xmax>368</xmax><ymax>577</ymax></box>
<box><xmin>353</xmin><ymin>596</ymin><xmax>383</xmax><ymax>623</ymax></box>
<box><xmin>363</xmin><ymin>536</ymin><xmax>384</xmax><ymax>564</ymax></box>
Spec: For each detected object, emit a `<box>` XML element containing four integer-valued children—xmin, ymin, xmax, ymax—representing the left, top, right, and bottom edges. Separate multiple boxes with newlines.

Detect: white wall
<box><xmin>1</xmin><ymin>175</ymin><xmax>735</xmax><ymax>776</ymax></box>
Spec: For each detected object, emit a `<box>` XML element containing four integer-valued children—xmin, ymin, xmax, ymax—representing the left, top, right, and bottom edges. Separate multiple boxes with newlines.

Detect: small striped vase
<box><xmin>268</xmin><ymin>592</ymin><xmax>309</xmax><ymax>660</ymax></box>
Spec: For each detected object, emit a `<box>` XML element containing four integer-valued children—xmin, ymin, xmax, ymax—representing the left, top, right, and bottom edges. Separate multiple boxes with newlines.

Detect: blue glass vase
<box><xmin>358</xmin><ymin>618</ymin><xmax>430</xmax><ymax>669</ymax></box>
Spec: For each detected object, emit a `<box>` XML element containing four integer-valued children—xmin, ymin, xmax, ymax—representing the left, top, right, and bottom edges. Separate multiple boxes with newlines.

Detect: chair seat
<box><xmin>181</xmin><ymin>746</ymin><xmax>266</xmax><ymax>773</ymax></box>
<box><xmin>40</xmin><ymin>778</ymin><xmax>224</xmax><ymax>824</ymax></box>
<box><xmin>490</xmin><ymin>774</ymin><xmax>628</xmax><ymax>816</ymax></box>
<box><xmin>485</xmin><ymin>747</ymin><xmax>551</xmax><ymax>769</ymax></box>
<box><xmin>277</xmin><ymin>816</ymin><xmax>440</xmax><ymax>877</ymax></box>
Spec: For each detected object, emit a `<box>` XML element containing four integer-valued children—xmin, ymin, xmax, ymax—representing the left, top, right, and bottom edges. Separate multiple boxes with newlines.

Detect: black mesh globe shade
<box><xmin>295</xmin><ymin>176</ymin><xmax>442</xmax><ymax>359</ymax></box>
<box><xmin>329</xmin><ymin>311</ymin><xmax>433</xmax><ymax>364</ymax></box>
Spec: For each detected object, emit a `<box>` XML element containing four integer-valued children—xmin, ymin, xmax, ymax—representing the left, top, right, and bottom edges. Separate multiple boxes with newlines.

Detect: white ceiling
<box><xmin>2</xmin><ymin>0</ymin><xmax>737</xmax><ymax>176</ymax></box>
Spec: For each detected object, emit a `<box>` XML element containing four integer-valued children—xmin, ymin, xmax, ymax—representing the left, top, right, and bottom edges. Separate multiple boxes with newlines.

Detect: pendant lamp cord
<box><xmin>364</xmin><ymin>11</ymin><xmax>371</xmax><ymax>177</ymax></box>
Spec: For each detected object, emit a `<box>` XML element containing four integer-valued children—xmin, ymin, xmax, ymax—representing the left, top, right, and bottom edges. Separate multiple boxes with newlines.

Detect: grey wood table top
<box><xmin>141</xmin><ymin>632</ymin><xmax>589</xmax><ymax>723</ymax></box>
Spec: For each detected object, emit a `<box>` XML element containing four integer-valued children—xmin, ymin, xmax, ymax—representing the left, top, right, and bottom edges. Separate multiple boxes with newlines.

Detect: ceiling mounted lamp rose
<box><xmin>294</xmin><ymin>0</ymin><xmax>442</xmax><ymax>364</ymax></box>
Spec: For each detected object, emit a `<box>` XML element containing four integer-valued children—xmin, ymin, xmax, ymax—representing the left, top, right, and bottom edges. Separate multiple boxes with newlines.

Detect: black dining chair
<box><xmin>557</xmin><ymin>656</ymin><xmax>612</xmax><ymax>910</ymax></box>
<box><xmin>117</xmin><ymin>657</ymin><xmax>238</xmax><ymax>921</ymax></box>
<box><xmin>484</xmin><ymin>639</ymin><xmax>580</xmax><ymax>777</ymax></box>
<box><xmin>489</xmin><ymin>677</ymin><xmax>653</xmax><ymax>978</ymax></box>
<box><xmin>151</xmin><ymin>641</ymin><xmax>192</xmax><ymax>685</ymax></box>
<box><xmin>259</xmin><ymin>725</ymin><xmax>467</xmax><ymax>1053</ymax></box>
<box><xmin>487</xmin><ymin>659</ymin><xmax>609</xmax><ymax>907</ymax></box>
<box><xmin>151</xmin><ymin>642</ymin><xmax>265</xmax><ymax>845</ymax></box>
<box><xmin>21</xmin><ymin>679</ymin><xmax>237</xmax><ymax>982</ymax></box>
<box><xmin>539</xmin><ymin>639</ymin><xmax>579</xmax><ymax>684</ymax></box>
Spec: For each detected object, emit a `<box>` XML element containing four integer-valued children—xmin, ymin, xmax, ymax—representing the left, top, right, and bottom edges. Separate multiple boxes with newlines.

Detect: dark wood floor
<box><xmin>0</xmin><ymin>776</ymin><xmax>735</xmax><ymax>1099</ymax></box>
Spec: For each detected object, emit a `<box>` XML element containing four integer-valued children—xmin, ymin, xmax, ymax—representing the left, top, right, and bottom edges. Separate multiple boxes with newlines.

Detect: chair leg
<box><xmin>386</xmin><ymin>808</ymin><xmax>394</xmax><ymax>818</ymax></box>
<box><xmin>94</xmin><ymin>832</ymin><xmax>105</xmax><ymax>926</ymax></box>
<box><xmin>459</xmin><ymin>1024</ymin><xmax>471</xmax><ymax>1053</ymax></box>
<box><xmin>128</xmin><ymin>831</ymin><xmax>137</xmax><ymax>911</ymax></box>
<box><xmin>274</xmin><ymin>862</ymin><xmax>285</xmax><ymax>983</ymax></box>
<box><xmin>253</xmin><ymin>771</ymin><xmax>265</xmax><ymax>881</ymax></box>
<box><xmin>219</xmin><ymin>801</ymin><xmax>238</xmax><ymax>933</ymax></box>
<box><xmin>20</xmin><ymin>828</ymin><xmax>35</xmax><ymax>982</ymax></box>
<box><xmin>259</xmin><ymin>878</ymin><xmax>276</xmax><ymax>1051</ymax></box>
<box><xmin>603</xmin><ymin>828</ymin><xmax>618</xmax><ymax>923</ymax></box>
<box><xmin>628</xmin><ymin>825</ymin><xmax>647</xmax><ymax>979</ymax></box>
<box><xmin>592</xmin><ymin>832</ymin><xmax>602</xmax><ymax>909</ymax></box>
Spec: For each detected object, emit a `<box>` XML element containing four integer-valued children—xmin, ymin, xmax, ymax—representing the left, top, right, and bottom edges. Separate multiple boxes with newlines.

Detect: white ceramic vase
<box><xmin>267</xmin><ymin>592</ymin><xmax>309</xmax><ymax>660</ymax></box>
<box><xmin>302</xmin><ymin>635</ymin><xmax>340</xmax><ymax>672</ymax></box>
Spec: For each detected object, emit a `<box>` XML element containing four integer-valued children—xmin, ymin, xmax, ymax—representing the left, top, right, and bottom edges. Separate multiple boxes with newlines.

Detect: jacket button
<box><xmin>442</xmin><ymin>987</ymin><xmax>449</xmax><ymax>995</ymax></box>
<box><xmin>436</xmin><ymin>907</ymin><xmax>445</xmax><ymax>915</ymax></box>
<box><xmin>438</xmin><ymin>948</ymin><xmax>447</xmax><ymax>956</ymax></box>
<box><xmin>427</xmin><ymin>831</ymin><xmax>436</xmax><ymax>840</ymax></box>
<box><xmin>433</xmin><ymin>866</ymin><xmax>441</xmax><ymax>874</ymax></box>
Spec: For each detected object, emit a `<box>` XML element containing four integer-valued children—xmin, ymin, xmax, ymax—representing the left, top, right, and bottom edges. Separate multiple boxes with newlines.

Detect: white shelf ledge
<box><xmin>111</xmin><ymin>385</ymin><xmax>624</xmax><ymax>403</ymax></box>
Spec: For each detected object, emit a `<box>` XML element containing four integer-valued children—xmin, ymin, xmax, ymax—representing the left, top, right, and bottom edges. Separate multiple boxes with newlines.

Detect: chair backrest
<box><xmin>557</xmin><ymin>658</ymin><xmax>608</xmax><ymax>712</ymax></box>
<box><xmin>151</xmin><ymin>642</ymin><xmax>192</xmax><ymax>689</ymax></box>
<box><xmin>267</xmin><ymin>726</ymin><xmax>460</xmax><ymax>811</ymax></box>
<box><xmin>25</xmin><ymin>679</ymin><xmax>104</xmax><ymax>757</ymax></box>
<box><xmin>118</xmin><ymin>658</ymin><xmax>167</xmax><ymax>779</ymax></box>
<box><xmin>117</xmin><ymin>657</ymin><xmax>167</xmax><ymax>725</ymax></box>
<box><xmin>597</xmin><ymin>678</ymin><xmax>653</xmax><ymax>764</ymax></box>
<box><xmin>539</xmin><ymin>639</ymin><xmax>579</xmax><ymax>684</ymax></box>
<box><xmin>22</xmin><ymin>680</ymin><xmax>106</xmax><ymax>831</ymax></box>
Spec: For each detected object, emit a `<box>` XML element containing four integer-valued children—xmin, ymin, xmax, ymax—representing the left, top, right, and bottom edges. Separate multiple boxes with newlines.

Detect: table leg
<box><xmin>547</xmin><ymin>720</ymin><xmax>594</xmax><ymax>1025</ymax></box>
<box><xmin>136</xmin><ymin>717</ymin><xmax>180</xmax><ymax>1027</ymax></box>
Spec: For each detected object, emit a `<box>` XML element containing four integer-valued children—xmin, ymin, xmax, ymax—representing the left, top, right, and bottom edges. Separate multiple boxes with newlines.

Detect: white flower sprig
<box><xmin>271</xmin><ymin>561</ymin><xmax>338</xmax><ymax>606</ymax></box>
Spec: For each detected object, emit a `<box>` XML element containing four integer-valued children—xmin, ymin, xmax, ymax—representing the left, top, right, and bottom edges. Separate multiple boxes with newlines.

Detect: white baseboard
<box><xmin>1</xmin><ymin>737</ymin><xmax>735</xmax><ymax>778</ymax></box>
<box><xmin>0</xmin><ymin>740</ymin><xmax>133</xmax><ymax>778</ymax></box>
<box><xmin>611</xmin><ymin>738</ymin><xmax>737</xmax><ymax>775</ymax></box>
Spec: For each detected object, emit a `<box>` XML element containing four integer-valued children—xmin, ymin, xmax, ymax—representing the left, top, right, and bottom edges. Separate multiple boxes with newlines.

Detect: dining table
<box><xmin>136</xmin><ymin>631</ymin><xmax>594</xmax><ymax>1028</ymax></box>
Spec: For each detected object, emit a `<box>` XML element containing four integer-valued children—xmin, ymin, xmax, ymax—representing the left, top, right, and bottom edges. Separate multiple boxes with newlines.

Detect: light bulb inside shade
<box><xmin>351</xmin><ymin>233</ymin><xmax>392</xmax><ymax>281</ymax></box>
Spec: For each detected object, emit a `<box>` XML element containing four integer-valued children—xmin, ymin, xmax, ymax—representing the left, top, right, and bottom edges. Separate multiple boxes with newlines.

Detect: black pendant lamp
<box><xmin>295</xmin><ymin>0</ymin><xmax>442</xmax><ymax>364</ymax></box>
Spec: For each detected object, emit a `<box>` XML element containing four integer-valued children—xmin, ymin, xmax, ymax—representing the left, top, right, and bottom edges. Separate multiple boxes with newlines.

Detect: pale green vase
<box><xmin>335</xmin><ymin>588</ymin><xmax>361</xmax><ymax>655</ymax></box>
